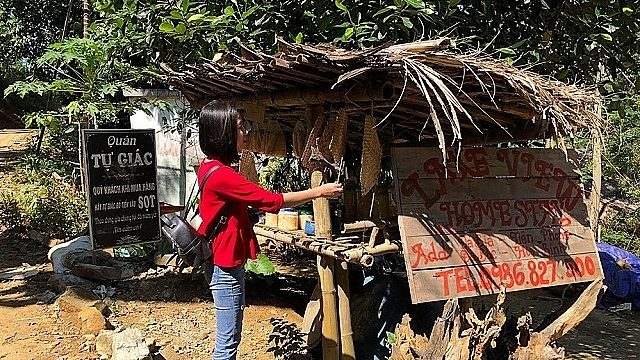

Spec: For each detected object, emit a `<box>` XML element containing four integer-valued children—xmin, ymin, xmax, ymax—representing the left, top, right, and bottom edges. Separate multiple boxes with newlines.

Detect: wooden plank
<box><xmin>402</xmin><ymin>226</ymin><xmax>595</xmax><ymax>270</ymax></box>
<box><xmin>407</xmin><ymin>253</ymin><xmax>602</xmax><ymax>303</ymax></box>
<box><xmin>396</xmin><ymin>177</ymin><xmax>587</xmax><ymax>211</ymax></box>
<box><xmin>392</xmin><ymin>147</ymin><xmax>581</xmax><ymax>180</ymax></box>
<box><xmin>398</xmin><ymin>199</ymin><xmax>590</xmax><ymax>231</ymax></box>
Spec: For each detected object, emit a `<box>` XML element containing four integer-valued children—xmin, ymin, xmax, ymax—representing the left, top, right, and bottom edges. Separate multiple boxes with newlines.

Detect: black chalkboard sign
<box><xmin>82</xmin><ymin>129</ymin><xmax>160</xmax><ymax>249</ymax></box>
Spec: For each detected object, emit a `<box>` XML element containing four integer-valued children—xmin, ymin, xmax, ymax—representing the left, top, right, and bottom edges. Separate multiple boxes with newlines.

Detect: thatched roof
<box><xmin>151</xmin><ymin>38</ymin><xmax>602</xmax><ymax>149</ymax></box>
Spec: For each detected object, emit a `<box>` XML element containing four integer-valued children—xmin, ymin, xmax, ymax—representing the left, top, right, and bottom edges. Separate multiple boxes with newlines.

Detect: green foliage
<box><xmin>267</xmin><ymin>317</ymin><xmax>308</xmax><ymax>360</ymax></box>
<box><xmin>0</xmin><ymin>167</ymin><xmax>88</xmax><ymax>239</ymax></box>
<box><xmin>0</xmin><ymin>130</ymin><xmax>88</xmax><ymax>238</ymax></box>
<box><xmin>259</xmin><ymin>157</ymin><xmax>309</xmax><ymax>193</ymax></box>
<box><xmin>441</xmin><ymin>1</ymin><xmax>640</xmax><ymax>93</ymax></box>
<box><xmin>603</xmin><ymin>95</ymin><xmax>640</xmax><ymax>200</ymax></box>
<box><xmin>0</xmin><ymin>0</ymin><xmax>83</xmax><ymax>113</ymax></box>
<box><xmin>245</xmin><ymin>253</ymin><xmax>276</xmax><ymax>276</ymax></box>
<box><xmin>386</xmin><ymin>331</ymin><xmax>398</xmax><ymax>345</ymax></box>
<box><xmin>92</xmin><ymin>0</ymin><xmax>448</xmax><ymax>68</ymax></box>
<box><xmin>4</xmin><ymin>37</ymin><xmax>146</xmax><ymax>129</ymax></box>
<box><xmin>601</xmin><ymin>209</ymin><xmax>640</xmax><ymax>255</ymax></box>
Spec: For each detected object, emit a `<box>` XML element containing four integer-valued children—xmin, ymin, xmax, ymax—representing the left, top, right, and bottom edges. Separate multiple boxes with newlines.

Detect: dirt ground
<box><xmin>1</xmin><ymin>231</ymin><xmax>640</xmax><ymax>360</ymax></box>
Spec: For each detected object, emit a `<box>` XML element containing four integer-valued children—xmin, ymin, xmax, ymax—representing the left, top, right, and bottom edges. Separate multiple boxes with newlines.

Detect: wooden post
<box><xmin>336</xmin><ymin>260</ymin><xmax>355</xmax><ymax>360</ymax></box>
<box><xmin>312</xmin><ymin>170</ymin><xmax>340</xmax><ymax>359</ymax></box>
<box><xmin>590</xmin><ymin>125</ymin><xmax>603</xmax><ymax>241</ymax></box>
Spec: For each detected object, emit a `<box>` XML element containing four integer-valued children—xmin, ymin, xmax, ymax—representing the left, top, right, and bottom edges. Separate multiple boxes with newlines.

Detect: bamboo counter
<box><xmin>253</xmin><ymin>223</ymin><xmax>401</xmax><ymax>268</ymax></box>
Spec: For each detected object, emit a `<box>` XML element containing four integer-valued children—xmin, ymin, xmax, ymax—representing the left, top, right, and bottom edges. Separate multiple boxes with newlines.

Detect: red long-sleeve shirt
<box><xmin>197</xmin><ymin>159</ymin><xmax>284</xmax><ymax>267</ymax></box>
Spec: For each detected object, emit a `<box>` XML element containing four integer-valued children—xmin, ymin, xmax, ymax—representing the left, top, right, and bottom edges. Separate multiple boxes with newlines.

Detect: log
<box><xmin>510</xmin><ymin>279</ymin><xmax>605</xmax><ymax>360</ymax></box>
<box><xmin>234</xmin><ymin>82</ymin><xmax>395</xmax><ymax>108</ymax></box>
<box><xmin>388</xmin><ymin>281</ymin><xmax>603</xmax><ymax>360</ymax></box>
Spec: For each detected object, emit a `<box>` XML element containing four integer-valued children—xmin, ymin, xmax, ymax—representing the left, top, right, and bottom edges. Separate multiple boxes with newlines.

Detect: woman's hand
<box><xmin>316</xmin><ymin>182</ymin><xmax>343</xmax><ymax>199</ymax></box>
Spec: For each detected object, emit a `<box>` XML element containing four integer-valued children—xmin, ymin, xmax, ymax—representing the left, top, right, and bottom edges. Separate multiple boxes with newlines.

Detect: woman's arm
<box><xmin>282</xmin><ymin>182</ymin><xmax>343</xmax><ymax>208</ymax></box>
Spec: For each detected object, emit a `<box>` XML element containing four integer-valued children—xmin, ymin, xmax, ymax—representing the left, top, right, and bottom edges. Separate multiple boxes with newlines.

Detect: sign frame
<box><xmin>391</xmin><ymin>147</ymin><xmax>603</xmax><ymax>304</ymax></box>
<box><xmin>82</xmin><ymin>129</ymin><xmax>161</xmax><ymax>249</ymax></box>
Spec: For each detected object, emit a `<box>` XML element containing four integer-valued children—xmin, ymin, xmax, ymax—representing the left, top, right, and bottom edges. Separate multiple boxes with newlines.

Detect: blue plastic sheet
<box><xmin>596</xmin><ymin>242</ymin><xmax>640</xmax><ymax>310</ymax></box>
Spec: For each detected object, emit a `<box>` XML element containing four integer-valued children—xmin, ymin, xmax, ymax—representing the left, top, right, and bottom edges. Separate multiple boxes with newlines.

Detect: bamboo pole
<box><xmin>335</xmin><ymin>260</ymin><xmax>355</xmax><ymax>360</ymax></box>
<box><xmin>312</xmin><ymin>171</ymin><xmax>340</xmax><ymax>360</ymax></box>
<box><xmin>234</xmin><ymin>81</ymin><xmax>395</xmax><ymax>108</ymax></box>
<box><xmin>341</xmin><ymin>220</ymin><xmax>377</xmax><ymax>233</ymax></box>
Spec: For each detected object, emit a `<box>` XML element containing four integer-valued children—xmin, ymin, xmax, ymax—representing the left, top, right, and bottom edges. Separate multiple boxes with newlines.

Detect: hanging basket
<box><xmin>239</xmin><ymin>149</ymin><xmax>259</xmax><ymax>184</ymax></box>
<box><xmin>360</xmin><ymin>114</ymin><xmax>382</xmax><ymax>195</ymax></box>
<box><xmin>330</xmin><ymin>108</ymin><xmax>348</xmax><ymax>162</ymax></box>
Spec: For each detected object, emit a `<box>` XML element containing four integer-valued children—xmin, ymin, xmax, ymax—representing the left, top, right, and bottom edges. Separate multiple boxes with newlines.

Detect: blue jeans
<box><xmin>205</xmin><ymin>263</ymin><xmax>245</xmax><ymax>360</ymax></box>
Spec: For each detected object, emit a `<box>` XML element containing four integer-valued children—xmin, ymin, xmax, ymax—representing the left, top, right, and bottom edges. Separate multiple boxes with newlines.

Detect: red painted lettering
<box><xmin>435</xmin><ymin>269</ymin><xmax>454</xmax><ymax>296</ymax></box>
<box><xmin>411</xmin><ymin>243</ymin><xmax>429</xmax><ymax>269</ymax></box>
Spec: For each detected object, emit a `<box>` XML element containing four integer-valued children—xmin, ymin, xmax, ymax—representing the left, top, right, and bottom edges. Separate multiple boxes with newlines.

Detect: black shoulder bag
<box><xmin>160</xmin><ymin>165</ymin><xmax>229</xmax><ymax>268</ymax></box>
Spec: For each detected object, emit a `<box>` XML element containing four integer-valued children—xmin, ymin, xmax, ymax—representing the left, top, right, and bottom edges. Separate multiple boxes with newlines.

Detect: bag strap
<box><xmin>198</xmin><ymin>164</ymin><xmax>230</xmax><ymax>243</ymax></box>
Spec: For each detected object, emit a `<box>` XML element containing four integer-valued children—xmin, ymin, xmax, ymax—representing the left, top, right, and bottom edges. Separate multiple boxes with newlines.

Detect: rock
<box><xmin>112</xmin><ymin>328</ymin><xmax>151</xmax><ymax>360</ymax></box>
<box><xmin>49</xmin><ymin>273</ymin><xmax>98</xmax><ymax>293</ymax></box>
<box><xmin>71</xmin><ymin>262</ymin><xmax>122</xmax><ymax>280</ymax></box>
<box><xmin>78</xmin><ymin>307</ymin><xmax>113</xmax><ymax>335</ymax></box>
<box><xmin>96</xmin><ymin>330</ymin><xmax>115</xmax><ymax>357</ymax></box>
<box><xmin>0</xmin><ymin>265</ymin><xmax>39</xmax><ymax>280</ymax></box>
<box><xmin>154</xmin><ymin>254</ymin><xmax>179</xmax><ymax>267</ymax></box>
<box><xmin>48</xmin><ymin>236</ymin><xmax>92</xmax><ymax>274</ymax></box>
<box><xmin>28</xmin><ymin>229</ymin><xmax>48</xmax><ymax>245</ymax></box>
<box><xmin>80</xmin><ymin>334</ymin><xmax>96</xmax><ymax>352</ymax></box>
<box><xmin>56</xmin><ymin>286</ymin><xmax>107</xmax><ymax>316</ymax></box>
<box><xmin>35</xmin><ymin>290</ymin><xmax>58</xmax><ymax>304</ymax></box>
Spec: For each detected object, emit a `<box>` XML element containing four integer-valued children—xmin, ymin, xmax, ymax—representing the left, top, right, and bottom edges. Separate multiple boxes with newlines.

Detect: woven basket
<box><xmin>265</xmin><ymin>120</ymin><xmax>287</xmax><ymax>157</ymax></box>
<box><xmin>239</xmin><ymin>149</ymin><xmax>259</xmax><ymax>183</ymax></box>
<box><xmin>360</xmin><ymin>115</ymin><xmax>382</xmax><ymax>195</ymax></box>
<box><xmin>329</xmin><ymin>108</ymin><xmax>348</xmax><ymax>162</ymax></box>
<box><xmin>301</xmin><ymin>114</ymin><xmax>326</xmax><ymax>170</ymax></box>
<box><xmin>317</xmin><ymin>111</ymin><xmax>335</xmax><ymax>163</ymax></box>
<box><xmin>246</xmin><ymin>121</ymin><xmax>266</xmax><ymax>153</ymax></box>
<box><xmin>292</xmin><ymin>120</ymin><xmax>307</xmax><ymax>158</ymax></box>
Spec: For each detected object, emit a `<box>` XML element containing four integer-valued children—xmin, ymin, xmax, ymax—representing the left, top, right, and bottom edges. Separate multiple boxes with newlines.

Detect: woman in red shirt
<box><xmin>197</xmin><ymin>100</ymin><xmax>342</xmax><ymax>360</ymax></box>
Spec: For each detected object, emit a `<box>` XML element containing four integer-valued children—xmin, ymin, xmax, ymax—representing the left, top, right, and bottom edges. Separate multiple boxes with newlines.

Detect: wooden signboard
<box><xmin>82</xmin><ymin>129</ymin><xmax>160</xmax><ymax>249</ymax></box>
<box><xmin>391</xmin><ymin>147</ymin><xmax>603</xmax><ymax>303</ymax></box>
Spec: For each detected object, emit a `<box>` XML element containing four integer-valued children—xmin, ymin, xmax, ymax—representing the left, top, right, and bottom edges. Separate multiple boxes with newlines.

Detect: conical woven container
<box><xmin>247</xmin><ymin>121</ymin><xmax>266</xmax><ymax>154</ymax></box>
<box><xmin>292</xmin><ymin>120</ymin><xmax>307</xmax><ymax>158</ymax></box>
<box><xmin>301</xmin><ymin>114</ymin><xmax>325</xmax><ymax>170</ymax></box>
<box><xmin>246</xmin><ymin>121</ymin><xmax>259</xmax><ymax>152</ymax></box>
<box><xmin>317</xmin><ymin>112</ymin><xmax>335</xmax><ymax>163</ymax></box>
<box><xmin>329</xmin><ymin>108</ymin><xmax>348</xmax><ymax>162</ymax></box>
<box><xmin>239</xmin><ymin>149</ymin><xmax>259</xmax><ymax>183</ymax></box>
<box><xmin>360</xmin><ymin>115</ymin><xmax>382</xmax><ymax>195</ymax></box>
<box><xmin>264</xmin><ymin>120</ymin><xmax>286</xmax><ymax>157</ymax></box>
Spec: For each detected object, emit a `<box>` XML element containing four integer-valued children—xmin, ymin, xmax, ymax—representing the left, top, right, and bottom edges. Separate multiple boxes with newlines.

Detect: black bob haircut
<box><xmin>198</xmin><ymin>100</ymin><xmax>241</xmax><ymax>165</ymax></box>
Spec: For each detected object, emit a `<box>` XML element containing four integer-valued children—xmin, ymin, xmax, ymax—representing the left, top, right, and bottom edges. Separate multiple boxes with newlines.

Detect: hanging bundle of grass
<box><xmin>330</xmin><ymin>108</ymin><xmax>348</xmax><ymax>163</ymax></box>
<box><xmin>239</xmin><ymin>149</ymin><xmax>259</xmax><ymax>183</ymax></box>
<box><xmin>360</xmin><ymin>114</ymin><xmax>382</xmax><ymax>195</ymax></box>
<box><xmin>292</xmin><ymin>120</ymin><xmax>307</xmax><ymax>158</ymax></box>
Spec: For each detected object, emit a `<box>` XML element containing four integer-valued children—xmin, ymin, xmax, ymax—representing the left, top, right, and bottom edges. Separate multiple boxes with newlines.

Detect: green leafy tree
<box><xmin>91</xmin><ymin>0</ymin><xmax>450</xmax><ymax>68</ymax></box>
<box><xmin>5</xmin><ymin>37</ymin><xmax>152</xmax><ymax>129</ymax></box>
<box><xmin>442</xmin><ymin>1</ymin><xmax>640</xmax><ymax>94</ymax></box>
<box><xmin>0</xmin><ymin>0</ymin><xmax>84</xmax><ymax>114</ymax></box>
